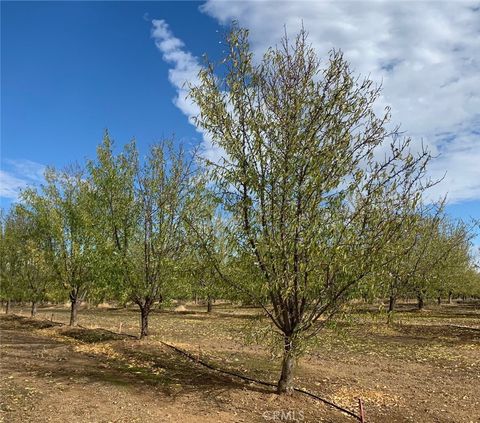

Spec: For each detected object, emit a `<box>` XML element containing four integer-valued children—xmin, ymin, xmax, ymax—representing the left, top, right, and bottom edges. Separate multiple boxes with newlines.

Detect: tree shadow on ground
<box><xmin>61</xmin><ymin>327</ymin><xmax>128</xmax><ymax>343</ymax></box>
<box><xmin>352</xmin><ymin>302</ymin><xmax>480</xmax><ymax>320</ymax></box>
<box><xmin>0</xmin><ymin>316</ymin><xmax>273</xmax><ymax>401</ymax></box>
<box><xmin>0</xmin><ymin>314</ymin><xmax>61</xmax><ymax>330</ymax></box>
<box><xmin>392</xmin><ymin>323</ymin><xmax>480</xmax><ymax>343</ymax></box>
<box><xmin>152</xmin><ymin>310</ymin><xmax>260</xmax><ymax>322</ymax></box>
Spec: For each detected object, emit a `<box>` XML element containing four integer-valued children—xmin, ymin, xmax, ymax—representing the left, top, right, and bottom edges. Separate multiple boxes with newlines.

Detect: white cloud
<box><xmin>427</xmin><ymin>131</ymin><xmax>480</xmax><ymax>203</ymax></box>
<box><xmin>0</xmin><ymin>159</ymin><xmax>45</xmax><ymax>200</ymax></box>
<box><xmin>151</xmin><ymin>19</ymin><xmax>202</xmax><ymax>123</ymax></box>
<box><xmin>153</xmin><ymin>1</ymin><xmax>480</xmax><ymax>203</ymax></box>
<box><xmin>151</xmin><ymin>19</ymin><xmax>224</xmax><ymax>163</ymax></box>
<box><xmin>0</xmin><ymin>170</ymin><xmax>29</xmax><ymax>199</ymax></box>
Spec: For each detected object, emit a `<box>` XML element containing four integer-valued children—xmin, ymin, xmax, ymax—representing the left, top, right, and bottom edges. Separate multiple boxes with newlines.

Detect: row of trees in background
<box><xmin>0</xmin><ymin>138</ymin><xmax>228</xmax><ymax>336</ymax></box>
<box><xmin>379</xmin><ymin>208</ymin><xmax>478</xmax><ymax>320</ymax></box>
<box><xmin>1</xmin><ymin>26</ymin><xmax>479</xmax><ymax>394</ymax></box>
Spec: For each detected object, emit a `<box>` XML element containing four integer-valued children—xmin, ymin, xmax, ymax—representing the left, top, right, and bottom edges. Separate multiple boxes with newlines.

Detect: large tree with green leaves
<box><xmin>22</xmin><ymin>166</ymin><xmax>98</xmax><ymax>326</ymax></box>
<box><xmin>89</xmin><ymin>135</ymin><xmax>198</xmax><ymax>338</ymax></box>
<box><xmin>190</xmin><ymin>27</ymin><xmax>434</xmax><ymax>393</ymax></box>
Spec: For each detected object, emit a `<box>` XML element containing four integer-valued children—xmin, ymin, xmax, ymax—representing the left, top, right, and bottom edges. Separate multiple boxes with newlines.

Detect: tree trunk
<box><xmin>69</xmin><ymin>295</ymin><xmax>79</xmax><ymax>326</ymax></box>
<box><xmin>387</xmin><ymin>295</ymin><xmax>396</xmax><ymax>324</ymax></box>
<box><xmin>448</xmin><ymin>291</ymin><xmax>452</xmax><ymax>304</ymax></box>
<box><xmin>417</xmin><ymin>294</ymin><xmax>424</xmax><ymax>310</ymax></box>
<box><xmin>207</xmin><ymin>296</ymin><xmax>213</xmax><ymax>313</ymax></box>
<box><xmin>31</xmin><ymin>301</ymin><xmax>38</xmax><ymax>318</ymax></box>
<box><xmin>140</xmin><ymin>305</ymin><xmax>150</xmax><ymax>339</ymax></box>
<box><xmin>437</xmin><ymin>297</ymin><xmax>441</xmax><ymax>306</ymax></box>
<box><xmin>5</xmin><ymin>300</ymin><xmax>11</xmax><ymax>314</ymax></box>
<box><xmin>277</xmin><ymin>336</ymin><xmax>295</xmax><ymax>394</ymax></box>
<box><xmin>388</xmin><ymin>295</ymin><xmax>396</xmax><ymax>313</ymax></box>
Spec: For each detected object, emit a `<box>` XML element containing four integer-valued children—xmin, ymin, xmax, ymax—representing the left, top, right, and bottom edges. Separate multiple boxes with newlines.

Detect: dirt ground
<box><xmin>0</xmin><ymin>302</ymin><xmax>479</xmax><ymax>423</ymax></box>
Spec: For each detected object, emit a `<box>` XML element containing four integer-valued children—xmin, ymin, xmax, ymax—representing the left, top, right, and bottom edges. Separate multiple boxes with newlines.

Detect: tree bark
<box><xmin>31</xmin><ymin>301</ymin><xmax>38</xmax><ymax>318</ymax></box>
<box><xmin>139</xmin><ymin>304</ymin><xmax>151</xmax><ymax>339</ymax></box>
<box><xmin>388</xmin><ymin>295</ymin><xmax>396</xmax><ymax>313</ymax></box>
<box><xmin>207</xmin><ymin>296</ymin><xmax>213</xmax><ymax>313</ymax></box>
<box><xmin>277</xmin><ymin>336</ymin><xmax>295</xmax><ymax>394</ymax></box>
<box><xmin>437</xmin><ymin>297</ymin><xmax>441</xmax><ymax>306</ymax></box>
<box><xmin>417</xmin><ymin>294</ymin><xmax>424</xmax><ymax>310</ymax></box>
<box><xmin>69</xmin><ymin>294</ymin><xmax>79</xmax><ymax>326</ymax></box>
<box><xmin>448</xmin><ymin>291</ymin><xmax>452</xmax><ymax>304</ymax></box>
<box><xmin>387</xmin><ymin>295</ymin><xmax>396</xmax><ymax>324</ymax></box>
<box><xmin>5</xmin><ymin>300</ymin><xmax>11</xmax><ymax>315</ymax></box>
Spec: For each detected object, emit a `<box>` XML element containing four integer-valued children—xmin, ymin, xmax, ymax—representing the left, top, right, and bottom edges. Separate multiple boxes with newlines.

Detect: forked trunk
<box><xmin>31</xmin><ymin>301</ymin><xmax>38</xmax><ymax>318</ymax></box>
<box><xmin>277</xmin><ymin>336</ymin><xmax>295</xmax><ymax>394</ymax></box>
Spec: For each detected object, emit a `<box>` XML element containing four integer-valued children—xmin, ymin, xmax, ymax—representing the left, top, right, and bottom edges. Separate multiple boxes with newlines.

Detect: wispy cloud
<box><xmin>0</xmin><ymin>159</ymin><xmax>45</xmax><ymax>200</ymax></box>
<box><xmin>151</xmin><ymin>20</ymin><xmax>201</xmax><ymax>124</ymax></box>
<box><xmin>151</xmin><ymin>19</ymin><xmax>223</xmax><ymax>164</ymax></box>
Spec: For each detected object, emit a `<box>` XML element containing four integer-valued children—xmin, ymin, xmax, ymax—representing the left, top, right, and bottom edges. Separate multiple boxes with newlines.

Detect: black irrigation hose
<box><xmin>159</xmin><ymin>339</ymin><xmax>362</xmax><ymax>421</ymax></box>
<box><xmin>18</xmin><ymin>314</ymin><xmax>362</xmax><ymax>421</ymax></box>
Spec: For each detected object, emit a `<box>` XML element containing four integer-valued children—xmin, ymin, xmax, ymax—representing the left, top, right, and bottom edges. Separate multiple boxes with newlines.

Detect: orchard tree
<box><xmin>24</xmin><ymin>167</ymin><xmax>97</xmax><ymax>326</ymax></box>
<box><xmin>378</xmin><ymin>202</ymin><xmax>476</xmax><ymax>321</ymax></box>
<box><xmin>0</xmin><ymin>208</ymin><xmax>25</xmax><ymax>313</ymax></box>
<box><xmin>457</xmin><ymin>266</ymin><xmax>480</xmax><ymax>300</ymax></box>
<box><xmin>190</xmin><ymin>27</ymin><xmax>434</xmax><ymax>393</ymax></box>
<box><xmin>412</xmin><ymin>218</ymin><xmax>477</xmax><ymax>308</ymax></box>
<box><xmin>87</xmin><ymin>133</ymin><xmax>138</xmax><ymax>309</ymax></box>
<box><xmin>185</xmin><ymin>188</ymin><xmax>231</xmax><ymax>312</ymax></box>
<box><xmin>7</xmin><ymin>204</ymin><xmax>53</xmax><ymax>317</ymax></box>
<box><xmin>89</xmin><ymin>135</ymin><xmax>198</xmax><ymax>338</ymax></box>
<box><xmin>185</xmin><ymin>247</ymin><xmax>223</xmax><ymax>312</ymax></box>
<box><xmin>380</xmin><ymin>203</ymin><xmax>445</xmax><ymax>320</ymax></box>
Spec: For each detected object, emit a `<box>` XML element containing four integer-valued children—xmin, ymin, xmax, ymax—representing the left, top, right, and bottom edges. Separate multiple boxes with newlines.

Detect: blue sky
<box><xmin>1</xmin><ymin>1</ymin><xmax>479</xmax><ymax>249</ymax></box>
<box><xmin>1</xmin><ymin>2</ymin><xmax>222</xmax><ymax>177</ymax></box>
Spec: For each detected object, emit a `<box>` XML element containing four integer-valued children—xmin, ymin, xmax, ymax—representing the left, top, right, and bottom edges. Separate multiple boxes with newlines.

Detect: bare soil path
<box><xmin>1</xmin><ymin>302</ymin><xmax>479</xmax><ymax>423</ymax></box>
<box><xmin>0</xmin><ymin>315</ymin><xmax>346</xmax><ymax>423</ymax></box>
